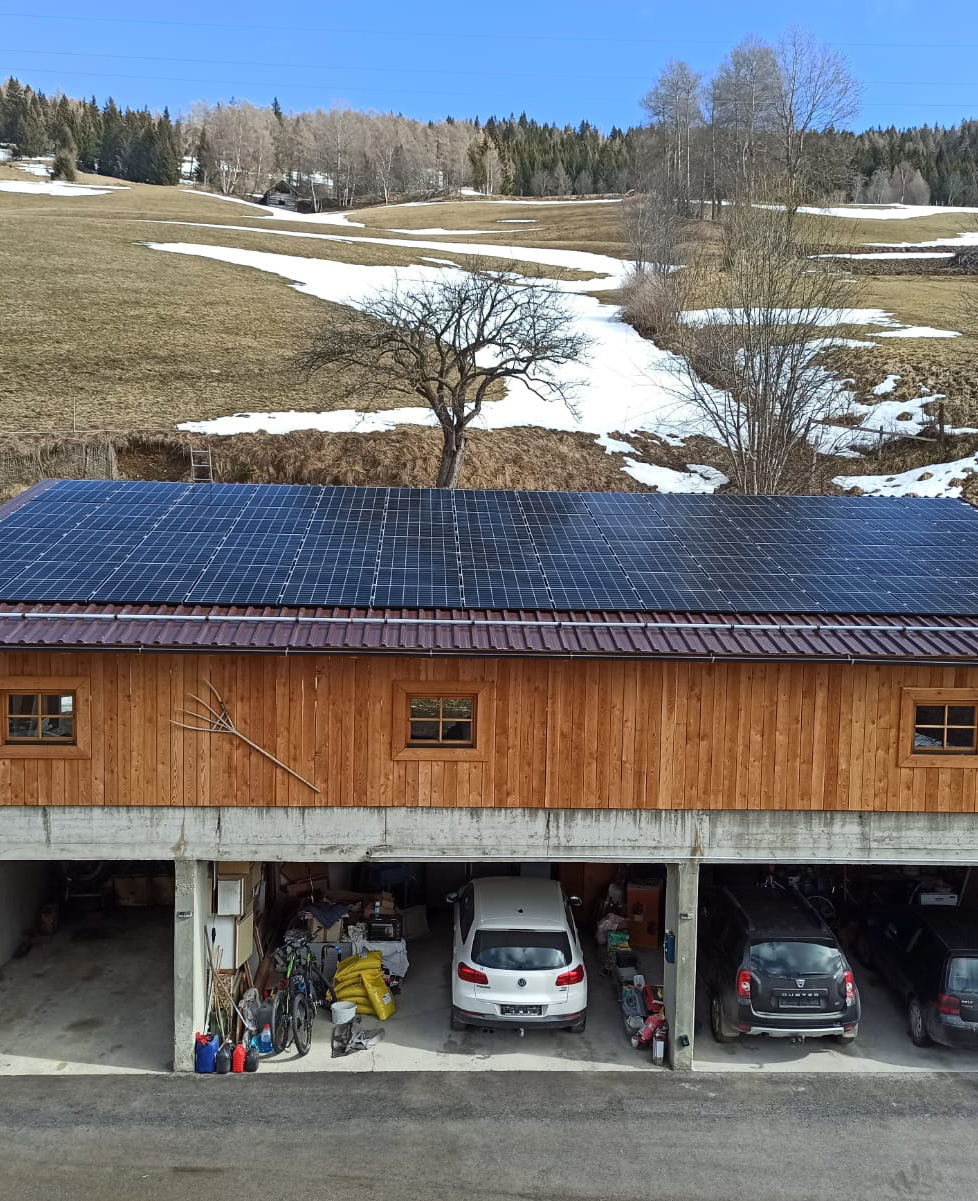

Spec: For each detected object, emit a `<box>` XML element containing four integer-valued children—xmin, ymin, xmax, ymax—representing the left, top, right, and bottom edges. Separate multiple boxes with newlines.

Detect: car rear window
<box><xmin>471</xmin><ymin>929</ymin><xmax>572</xmax><ymax>970</ymax></box>
<box><xmin>750</xmin><ymin>940</ymin><xmax>843</xmax><ymax>977</ymax></box>
<box><xmin>947</xmin><ymin>957</ymin><xmax>978</xmax><ymax>993</ymax></box>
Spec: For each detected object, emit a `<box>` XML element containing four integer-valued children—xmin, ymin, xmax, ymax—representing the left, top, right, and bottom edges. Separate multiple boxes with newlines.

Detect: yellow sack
<box><xmin>333</xmin><ymin>952</ymin><xmax>382</xmax><ymax>987</ymax></box>
<box><xmin>362</xmin><ymin>968</ymin><xmax>396</xmax><ymax>1021</ymax></box>
<box><xmin>334</xmin><ymin>985</ymin><xmax>370</xmax><ymax>1003</ymax></box>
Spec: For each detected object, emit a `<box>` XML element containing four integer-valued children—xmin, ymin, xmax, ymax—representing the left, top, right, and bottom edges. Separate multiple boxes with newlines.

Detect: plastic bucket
<box><xmin>331</xmin><ymin>1001</ymin><xmax>357</xmax><ymax>1025</ymax></box>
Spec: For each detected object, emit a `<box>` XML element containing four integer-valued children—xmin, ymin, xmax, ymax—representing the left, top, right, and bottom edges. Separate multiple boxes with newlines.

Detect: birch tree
<box><xmin>774</xmin><ymin>29</ymin><xmax>860</xmax><ymax>203</ymax></box>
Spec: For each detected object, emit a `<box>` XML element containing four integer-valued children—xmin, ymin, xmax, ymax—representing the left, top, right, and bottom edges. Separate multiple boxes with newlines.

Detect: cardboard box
<box><xmin>626</xmin><ymin>884</ymin><xmax>662</xmax><ymax>950</ymax></box>
<box><xmin>113</xmin><ymin>875</ymin><xmax>153</xmax><ymax>907</ymax></box>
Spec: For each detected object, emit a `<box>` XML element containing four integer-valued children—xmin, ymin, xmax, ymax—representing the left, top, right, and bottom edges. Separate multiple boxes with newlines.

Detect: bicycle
<box><xmin>269</xmin><ymin>930</ymin><xmax>336</xmax><ymax>1056</ymax></box>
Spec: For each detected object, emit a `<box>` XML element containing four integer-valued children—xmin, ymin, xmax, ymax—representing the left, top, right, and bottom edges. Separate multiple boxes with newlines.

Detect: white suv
<box><xmin>448</xmin><ymin>876</ymin><xmax>587</xmax><ymax>1032</ymax></box>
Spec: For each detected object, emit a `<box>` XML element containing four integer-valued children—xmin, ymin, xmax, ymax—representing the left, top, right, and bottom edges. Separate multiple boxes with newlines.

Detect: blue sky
<box><xmin>2</xmin><ymin>2</ymin><xmax>977</xmax><ymax>130</ymax></box>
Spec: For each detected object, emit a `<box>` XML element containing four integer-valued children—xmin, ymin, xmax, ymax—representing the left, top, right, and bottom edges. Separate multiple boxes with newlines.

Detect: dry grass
<box><xmin>2</xmin><ymin>171</ymin><xmax>977</xmax><ymax>494</ymax></box>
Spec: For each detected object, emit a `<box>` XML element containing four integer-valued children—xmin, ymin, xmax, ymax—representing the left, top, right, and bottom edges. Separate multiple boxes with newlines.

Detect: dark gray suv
<box><xmin>857</xmin><ymin>906</ymin><xmax>978</xmax><ymax>1049</ymax></box>
<box><xmin>699</xmin><ymin>885</ymin><xmax>860</xmax><ymax>1044</ymax></box>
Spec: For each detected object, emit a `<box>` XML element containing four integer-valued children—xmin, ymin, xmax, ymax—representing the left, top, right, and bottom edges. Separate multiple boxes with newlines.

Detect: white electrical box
<box><xmin>216</xmin><ymin>877</ymin><xmax>245</xmax><ymax>916</ymax></box>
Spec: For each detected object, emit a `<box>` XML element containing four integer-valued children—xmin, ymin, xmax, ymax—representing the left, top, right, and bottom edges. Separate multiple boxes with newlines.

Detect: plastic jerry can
<box><xmin>214</xmin><ymin>1043</ymin><xmax>232</xmax><ymax>1074</ymax></box>
<box><xmin>244</xmin><ymin>1044</ymin><xmax>260</xmax><ymax>1073</ymax></box>
<box><xmin>194</xmin><ymin>1033</ymin><xmax>220</xmax><ymax>1074</ymax></box>
<box><xmin>232</xmin><ymin>1042</ymin><xmax>246</xmax><ymax>1073</ymax></box>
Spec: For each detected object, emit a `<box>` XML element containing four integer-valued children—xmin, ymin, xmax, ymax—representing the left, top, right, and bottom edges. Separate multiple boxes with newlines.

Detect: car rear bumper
<box><xmin>453</xmin><ymin>1007</ymin><xmax>585</xmax><ymax>1031</ymax></box>
<box><xmin>930</xmin><ymin>1017</ymin><xmax>978</xmax><ymax>1049</ymax></box>
<box><xmin>738</xmin><ymin>1004</ymin><xmax>860</xmax><ymax>1038</ymax></box>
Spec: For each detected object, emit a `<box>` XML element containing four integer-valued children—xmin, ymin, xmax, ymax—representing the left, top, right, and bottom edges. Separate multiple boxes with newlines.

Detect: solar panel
<box><xmin>3</xmin><ymin>481</ymin><xmax>978</xmax><ymax>616</ymax></box>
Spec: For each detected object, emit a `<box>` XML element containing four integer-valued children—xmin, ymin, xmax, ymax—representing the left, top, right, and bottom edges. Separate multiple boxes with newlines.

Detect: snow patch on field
<box><xmin>621</xmin><ymin>460</ymin><xmax>728</xmax><ymax>491</ymax></box>
<box><xmin>877</xmin><ymin>326</ymin><xmax>961</xmax><ymax>339</ymax></box>
<box><xmin>835</xmin><ymin>454</ymin><xmax>978</xmax><ymax>497</ymax></box>
<box><xmin>864</xmin><ymin>231</ymin><xmax>978</xmax><ymax>250</ymax></box>
<box><xmin>681</xmin><ymin>306</ymin><xmax>960</xmax><ymax>338</ymax></box>
<box><xmin>800</xmin><ymin>203</ymin><xmax>978</xmax><ymax>220</ymax></box>
<box><xmin>873</xmin><ymin>375</ymin><xmax>901</xmax><ymax>395</ymax></box>
<box><xmin>180</xmin><ymin>190</ymin><xmax>366</xmax><ymax>227</ymax></box>
<box><xmin>148</xmin><ymin>241</ymin><xmax>713</xmax><ymax>483</ymax></box>
<box><xmin>157</xmin><ymin>219</ymin><xmax>630</xmax><ymax>286</ymax></box>
<box><xmin>0</xmin><ymin>179</ymin><xmax>125</xmax><ymax>197</ymax></box>
<box><xmin>388</xmin><ymin>227</ymin><xmax>505</xmax><ymax>236</ymax></box>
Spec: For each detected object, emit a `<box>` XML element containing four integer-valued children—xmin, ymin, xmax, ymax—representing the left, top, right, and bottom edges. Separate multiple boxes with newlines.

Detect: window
<box><xmin>913</xmin><ymin>703</ymin><xmax>977</xmax><ymax>754</ymax></box>
<box><xmin>392</xmin><ymin>679</ymin><xmax>493</xmax><ymax>762</ymax></box>
<box><xmin>4</xmin><ymin>692</ymin><xmax>76</xmax><ymax>744</ymax></box>
<box><xmin>407</xmin><ymin>695</ymin><xmax>475</xmax><ymax>747</ymax></box>
<box><xmin>459</xmin><ymin>886</ymin><xmax>475</xmax><ymax>943</ymax></box>
<box><xmin>749</xmin><ymin>940</ymin><xmax>843</xmax><ymax>977</ymax></box>
<box><xmin>900</xmin><ymin>688</ymin><xmax>978</xmax><ymax>768</ymax></box>
<box><xmin>0</xmin><ymin>676</ymin><xmax>90</xmax><ymax>760</ymax></box>
<box><xmin>471</xmin><ymin>929</ymin><xmax>572</xmax><ymax>971</ymax></box>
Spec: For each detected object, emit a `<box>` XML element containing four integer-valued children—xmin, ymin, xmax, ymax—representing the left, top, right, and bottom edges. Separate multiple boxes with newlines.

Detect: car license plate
<box><xmin>500</xmin><ymin>1005</ymin><xmax>542</xmax><ymax>1016</ymax></box>
<box><xmin>779</xmin><ymin>991</ymin><xmax>822</xmax><ymax>1009</ymax></box>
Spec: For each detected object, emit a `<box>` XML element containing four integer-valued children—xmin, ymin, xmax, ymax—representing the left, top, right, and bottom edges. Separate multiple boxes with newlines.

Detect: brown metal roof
<box><xmin>2</xmin><ymin>603</ymin><xmax>978</xmax><ymax>663</ymax></box>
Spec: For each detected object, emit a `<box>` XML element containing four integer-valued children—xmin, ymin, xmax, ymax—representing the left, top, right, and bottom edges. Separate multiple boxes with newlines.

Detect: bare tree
<box><xmin>668</xmin><ymin>206</ymin><xmax>864</xmax><ymax>493</ymax></box>
<box><xmin>642</xmin><ymin>60</ymin><xmax>702</xmax><ymax>211</ymax></box>
<box><xmin>773</xmin><ymin>28</ymin><xmax>861</xmax><ymax>204</ymax></box>
<box><xmin>294</xmin><ymin>265</ymin><xmax>591</xmax><ymax>488</ymax></box>
<box><xmin>711</xmin><ymin>36</ymin><xmax>780</xmax><ymax>205</ymax></box>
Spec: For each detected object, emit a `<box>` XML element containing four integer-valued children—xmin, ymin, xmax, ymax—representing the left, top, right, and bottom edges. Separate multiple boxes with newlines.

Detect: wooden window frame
<box><xmin>392</xmin><ymin>680</ymin><xmax>494</xmax><ymax>762</ymax></box>
<box><xmin>0</xmin><ymin>677</ymin><xmax>91</xmax><ymax>760</ymax></box>
<box><xmin>900</xmin><ymin>687</ymin><xmax>978</xmax><ymax>768</ymax></box>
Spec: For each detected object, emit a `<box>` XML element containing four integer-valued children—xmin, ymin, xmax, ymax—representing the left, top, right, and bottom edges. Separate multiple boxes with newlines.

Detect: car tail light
<box><xmin>556</xmin><ymin>964</ymin><xmax>585</xmax><ymax>987</ymax></box>
<box><xmin>737</xmin><ymin>969</ymin><xmax>751</xmax><ymax>1000</ymax></box>
<box><xmin>457</xmin><ymin>962</ymin><xmax>489</xmax><ymax>985</ymax></box>
<box><xmin>937</xmin><ymin>993</ymin><xmax>961</xmax><ymax>1015</ymax></box>
<box><xmin>843</xmin><ymin>970</ymin><xmax>855</xmax><ymax>1004</ymax></box>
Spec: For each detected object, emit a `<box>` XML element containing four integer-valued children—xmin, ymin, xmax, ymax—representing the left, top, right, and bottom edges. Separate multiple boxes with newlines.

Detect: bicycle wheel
<box><xmin>271</xmin><ymin>989</ymin><xmax>293</xmax><ymax>1053</ymax></box>
<box><xmin>292</xmin><ymin>992</ymin><xmax>314</xmax><ymax>1057</ymax></box>
<box><xmin>809</xmin><ymin>894</ymin><xmax>836</xmax><ymax>926</ymax></box>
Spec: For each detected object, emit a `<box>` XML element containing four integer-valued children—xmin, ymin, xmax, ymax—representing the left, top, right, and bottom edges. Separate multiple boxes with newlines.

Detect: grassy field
<box><xmin>2</xmin><ymin>166</ymin><xmax>977</xmax><ymax>495</ymax></box>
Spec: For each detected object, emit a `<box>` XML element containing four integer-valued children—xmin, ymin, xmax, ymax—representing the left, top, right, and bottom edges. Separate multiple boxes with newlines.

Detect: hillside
<box><xmin>2</xmin><ymin>159</ymin><xmax>978</xmax><ymax>499</ymax></box>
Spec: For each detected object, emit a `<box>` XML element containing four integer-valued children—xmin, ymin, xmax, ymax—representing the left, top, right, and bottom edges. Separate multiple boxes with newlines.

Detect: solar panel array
<box><xmin>1</xmin><ymin>480</ymin><xmax>978</xmax><ymax>615</ymax></box>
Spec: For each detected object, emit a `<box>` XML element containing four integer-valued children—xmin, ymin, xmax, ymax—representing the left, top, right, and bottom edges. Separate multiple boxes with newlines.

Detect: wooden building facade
<box><xmin>5</xmin><ymin>648</ymin><xmax>978</xmax><ymax>814</ymax></box>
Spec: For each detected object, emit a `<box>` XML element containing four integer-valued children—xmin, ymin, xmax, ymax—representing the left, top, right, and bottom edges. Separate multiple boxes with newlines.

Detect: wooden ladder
<box><xmin>189</xmin><ymin>446</ymin><xmax>214</xmax><ymax>484</ymax></box>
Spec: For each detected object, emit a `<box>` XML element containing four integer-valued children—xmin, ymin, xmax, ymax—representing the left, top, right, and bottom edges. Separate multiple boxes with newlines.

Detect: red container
<box><xmin>231</xmin><ymin>1042</ymin><xmax>247</xmax><ymax>1073</ymax></box>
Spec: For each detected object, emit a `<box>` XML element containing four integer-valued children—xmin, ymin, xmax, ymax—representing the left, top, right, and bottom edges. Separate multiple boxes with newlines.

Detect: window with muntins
<box><xmin>407</xmin><ymin>695</ymin><xmax>475</xmax><ymax>747</ymax></box>
<box><xmin>913</xmin><ymin>702</ymin><xmax>978</xmax><ymax>754</ymax></box>
<box><xmin>4</xmin><ymin>692</ymin><xmax>76</xmax><ymax>744</ymax></box>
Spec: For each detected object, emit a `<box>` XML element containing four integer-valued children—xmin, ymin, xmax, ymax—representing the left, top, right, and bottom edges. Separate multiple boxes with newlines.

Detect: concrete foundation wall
<box><xmin>0</xmin><ymin>861</ymin><xmax>50</xmax><ymax>965</ymax></box>
<box><xmin>4</xmin><ymin>806</ymin><xmax>978</xmax><ymax>866</ymax></box>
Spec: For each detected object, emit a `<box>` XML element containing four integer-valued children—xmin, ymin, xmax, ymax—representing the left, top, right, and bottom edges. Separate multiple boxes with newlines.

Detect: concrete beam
<box><xmin>172</xmin><ymin>860</ymin><xmax>209</xmax><ymax>1073</ymax></box>
<box><xmin>662</xmin><ymin>861</ymin><xmax>699</xmax><ymax>1072</ymax></box>
<box><xmin>4</xmin><ymin>805</ymin><xmax>978</xmax><ymax>866</ymax></box>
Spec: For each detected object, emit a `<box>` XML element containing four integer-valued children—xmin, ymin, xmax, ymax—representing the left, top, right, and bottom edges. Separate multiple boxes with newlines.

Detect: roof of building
<box><xmin>1</xmin><ymin>480</ymin><xmax>978</xmax><ymax>663</ymax></box>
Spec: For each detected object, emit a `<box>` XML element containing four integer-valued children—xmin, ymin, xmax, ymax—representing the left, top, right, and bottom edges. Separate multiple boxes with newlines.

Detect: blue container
<box><xmin>195</xmin><ymin>1033</ymin><xmax>220</xmax><ymax>1073</ymax></box>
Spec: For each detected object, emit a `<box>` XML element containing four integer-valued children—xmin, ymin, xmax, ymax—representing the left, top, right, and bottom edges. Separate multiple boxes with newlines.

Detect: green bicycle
<box><xmin>270</xmin><ymin>929</ymin><xmax>336</xmax><ymax>1056</ymax></box>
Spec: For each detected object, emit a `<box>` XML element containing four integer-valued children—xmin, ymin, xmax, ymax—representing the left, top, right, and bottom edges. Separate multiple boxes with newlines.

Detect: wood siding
<box><xmin>2</xmin><ymin>650</ymin><xmax>978</xmax><ymax>812</ymax></box>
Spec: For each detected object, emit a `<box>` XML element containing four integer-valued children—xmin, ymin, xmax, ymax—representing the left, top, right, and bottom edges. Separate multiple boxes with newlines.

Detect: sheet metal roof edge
<box><xmin>1</xmin><ymin>604</ymin><xmax>978</xmax><ymax>663</ymax></box>
<box><xmin>0</xmin><ymin>478</ymin><xmax>59</xmax><ymax>522</ymax></box>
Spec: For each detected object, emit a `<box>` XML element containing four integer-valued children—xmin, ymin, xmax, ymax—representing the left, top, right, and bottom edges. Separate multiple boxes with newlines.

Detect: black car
<box><xmin>856</xmin><ymin>906</ymin><xmax>978</xmax><ymax>1048</ymax></box>
<box><xmin>699</xmin><ymin>885</ymin><xmax>860</xmax><ymax>1043</ymax></box>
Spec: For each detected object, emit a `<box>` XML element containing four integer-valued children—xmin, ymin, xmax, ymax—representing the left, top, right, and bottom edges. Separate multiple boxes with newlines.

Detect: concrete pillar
<box><xmin>173</xmin><ymin>859</ymin><xmax>209</xmax><ymax>1072</ymax></box>
<box><xmin>662</xmin><ymin>860</ymin><xmax>699</xmax><ymax>1071</ymax></box>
